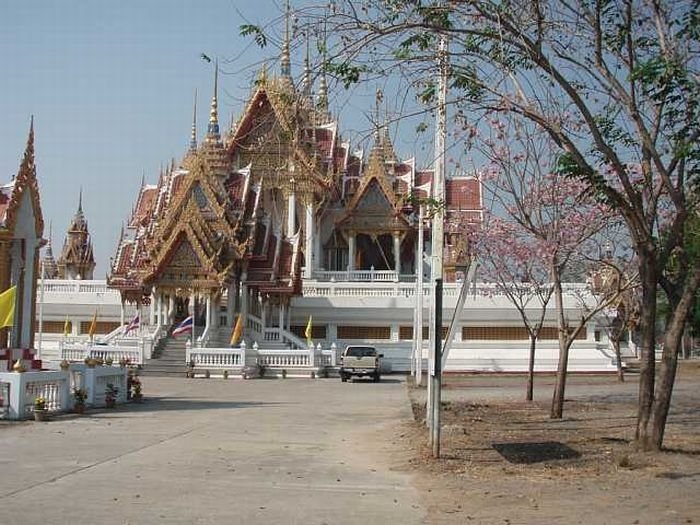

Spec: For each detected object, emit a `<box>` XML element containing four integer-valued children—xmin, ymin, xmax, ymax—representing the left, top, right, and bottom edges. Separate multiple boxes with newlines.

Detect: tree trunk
<box><xmin>612</xmin><ymin>338</ymin><xmax>625</xmax><ymax>382</ymax></box>
<box><xmin>526</xmin><ymin>334</ymin><xmax>536</xmax><ymax>401</ymax></box>
<box><xmin>647</xmin><ymin>269</ymin><xmax>700</xmax><ymax>450</ymax></box>
<box><xmin>635</xmin><ymin>255</ymin><xmax>658</xmax><ymax>447</ymax></box>
<box><xmin>550</xmin><ymin>266</ymin><xmax>568</xmax><ymax>419</ymax></box>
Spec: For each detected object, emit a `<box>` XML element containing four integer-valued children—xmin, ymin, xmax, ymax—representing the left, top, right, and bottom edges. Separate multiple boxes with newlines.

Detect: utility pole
<box><xmin>414</xmin><ymin>204</ymin><xmax>425</xmax><ymax>385</ymax></box>
<box><xmin>432</xmin><ymin>278</ymin><xmax>443</xmax><ymax>457</ymax></box>
<box><xmin>427</xmin><ymin>35</ymin><xmax>448</xmax><ymax>441</ymax></box>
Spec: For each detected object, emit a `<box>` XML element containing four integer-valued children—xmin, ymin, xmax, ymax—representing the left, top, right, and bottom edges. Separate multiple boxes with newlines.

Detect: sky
<box><xmin>1</xmin><ymin>1</ymin><xmax>422</xmax><ymax>276</ymax></box>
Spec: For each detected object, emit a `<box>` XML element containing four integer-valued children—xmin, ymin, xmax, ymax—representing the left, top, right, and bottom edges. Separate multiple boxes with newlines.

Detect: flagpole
<box><xmin>37</xmin><ymin>260</ymin><xmax>45</xmax><ymax>359</ymax></box>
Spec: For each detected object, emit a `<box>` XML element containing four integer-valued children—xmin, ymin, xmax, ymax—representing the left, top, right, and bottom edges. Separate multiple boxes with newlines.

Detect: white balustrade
<box><xmin>0</xmin><ymin>370</ymin><xmax>71</xmax><ymax>419</ymax></box>
<box><xmin>257</xmin><ymin>349</ymin><xmax>313</xmax><ymax>368</ymax></box>
<box><xmin>88</xmin><ymin>346</ymin><xmax>142</xmax><ymax>365</ymax></box>
<box><xmin>186</xmin><ymin>348</ymin><xmax>246</xmax><ymax>369</ymax></box>
<box><xmin>61</xmin><ymin>343</ymin><xmax>89</xmax><ymax>362</ymax></box>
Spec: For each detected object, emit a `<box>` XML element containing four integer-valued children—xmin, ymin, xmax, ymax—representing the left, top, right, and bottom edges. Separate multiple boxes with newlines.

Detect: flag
<box><xmin>63</xmin><ymin>317</ymin><xmax>70</xmax><ymax>337</ymax></box>
<box><xmin>304</xmin><ymin>315</ymin><xmax>313</xmax><ymax>345</ymax></box>
<box><xmin>0</xmin><ymin>285</ymin><xmax>16</xmax><ymax>328</ymax></box>
<box><xmin>230</xmin><ymin>314</ymin><xmax>243</xmax><ymax>346</ymax></box>
<box><xmin>124</xmin><ymin>314</ymin><xmax>140</xmax><ymax>335</ymax></box>
<box><xmin>172</xmin><ymin>315</ymin><xmax>193</xmax><ymax>337</ymax></box>
<box><xmin>88</xmin><ymin>310</ymin><xmax>98</xmax><ymax>339</ymax></box>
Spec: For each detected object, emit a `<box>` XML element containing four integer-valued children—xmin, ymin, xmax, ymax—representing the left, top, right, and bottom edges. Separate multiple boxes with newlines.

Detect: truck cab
<box><xmin>340</xmin><ymin>345</ymin><xmax>382</xmax><ymax>382</ymax></box>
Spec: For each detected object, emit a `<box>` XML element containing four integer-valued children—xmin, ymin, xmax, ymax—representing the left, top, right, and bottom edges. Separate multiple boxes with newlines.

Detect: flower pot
<box><xmin>33</xmin><ymin>409</ymin><xmax>49</xmax><ymax>422</ymax></box>
<box><xmin>73</xmin><ymin>404</ymin><xmax>86</xmax><ymax>414</ymax></box>
<box><xmin>105</xmin><ymin>398</ymin><xmax>116</xmax><ymax>409</ymax></box>
<box><xmin>132</xmin><ymin>394</ymin><xmax>143</xmax><ymax>403</ymax></box>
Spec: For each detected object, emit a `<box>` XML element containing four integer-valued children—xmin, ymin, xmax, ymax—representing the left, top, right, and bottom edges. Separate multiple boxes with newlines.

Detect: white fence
<box><xmin>186</xmin><ymin>343</ymin><xmax>338</xmax><ymax>377</ymax></box>
<box><xmin>186</xmin><ymin>348</ymin><xmax>247</xmax><ymax>369</ymax></box>
<box><xmin>0</xmin><ymin>365</ymin><xmax>129</xmax><ymax>419</ymax></box>
<box><xmin>60</xmin><ymin>343</ymin><xmax>144</xmax><ymax>365</ymax></box>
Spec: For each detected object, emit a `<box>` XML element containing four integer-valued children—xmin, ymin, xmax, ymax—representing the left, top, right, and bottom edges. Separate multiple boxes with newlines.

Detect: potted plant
<box><xmin>130</xmin><ymin>376</ymin><xmax>143</xmax><ymax>403</ymax></box>
<box><xmin>104</xmin><ymin>383</ymin><xmax>118</xmax><ymax>408</ymax></box>
<box><xmin>33</xmin><ymin>396</ymin><xmax>49</xmax><ymax>421</ymax></box>
<box><xmin>72</xmin><ymin>387</ymin><xmax>87</xmax><ymax>414</ymax></box>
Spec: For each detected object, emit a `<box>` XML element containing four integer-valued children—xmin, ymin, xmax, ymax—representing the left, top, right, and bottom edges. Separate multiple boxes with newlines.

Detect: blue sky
<box><xmin>0</xmin><ymin>1</ymin><xmax>434</xmax><ymax>276</ymax></box>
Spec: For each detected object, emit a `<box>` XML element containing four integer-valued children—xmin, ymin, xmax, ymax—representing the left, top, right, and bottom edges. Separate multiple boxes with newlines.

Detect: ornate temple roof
<box><xmin>0</xmin><ymin>118</ymin><xmax>44</xmax><ymax>240</ymax></box>
<box><xmin>57</xmin><ymin>190</ymin><xmax>96</xmax><ymax>280</ymax></box>
<box><xmin>108</xmin><ymin>18</ymin><xmax>483</xmax><ymax>299</ymax></box>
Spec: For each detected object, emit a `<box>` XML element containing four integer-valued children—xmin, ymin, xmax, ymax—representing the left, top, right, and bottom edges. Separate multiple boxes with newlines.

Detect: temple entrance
<box><xmin>356</xmin><ymin>233</ymin><xmax>393</xmax><ymax>270</ymax></box>
<box><xmin>174</xmin><ymin>297</ymin><xmax>189</xmax><ymax>322</ymax></box>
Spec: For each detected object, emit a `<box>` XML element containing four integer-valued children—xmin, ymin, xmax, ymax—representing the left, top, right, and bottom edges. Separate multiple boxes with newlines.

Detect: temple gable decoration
<box><xmin>0</xmin><ymin>119</ymin><xmax>45</xmax><ymax>349</ymax></box>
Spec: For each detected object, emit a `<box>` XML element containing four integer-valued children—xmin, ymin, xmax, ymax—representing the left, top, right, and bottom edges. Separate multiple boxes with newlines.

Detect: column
<box><xmin>348</xmin><ymin>231</ymin><xmax>356</xmax><ymax>272</ymax></box>
<box><xmin>287</xmin><ymin>192</ymin><xmax>296</xmax><ymax>237</ymax></box>
<box><xmin>227</xmin><ymin>284</ymin><xmax>235</xmax><ymax>327</ymax></box>
<box><xmin>393</xmin><ymin>232</ymin><xmax>401</xmax><ymax>276</ymax></box>
<box><xmin>304</xmin><ymin>204</ymin><xmax>314</xmax><ymax>278</ymax></box>
<box><xmin>168</xmin><ymin>295</ymin><xmax>175</xmax><ymax>325</ymax></box>
<box><xmin>149</xmin><ymin>291</ymin><xmax>156</xmax><ymax>325</ymax></box>
<box><xmin>120</xmin><ymin>300</ymin><xmax>125</xmax><ymax>328</ymax></box>
<box><xmin>205</xmin><ymin>293</ymin><xmax>212</xmax><ymax>334</ymax></box>
<box><xmin>278</xmin><ymin>303</ymin><xmax>285</xmax><ymax>331</ymax></box>
<box><xmin>241</xmin><ymin>282</ymin><xmax>249</xmax><ymax>320</ymax></box>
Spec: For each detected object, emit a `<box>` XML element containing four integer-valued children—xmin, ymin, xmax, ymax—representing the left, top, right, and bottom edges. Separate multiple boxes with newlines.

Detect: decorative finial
<box><xmin>78</xmin><ymin>187</ymin><xmax>83</xmax><ymax>213</ymax></box>
<box><xmin>316</xmin><ymin>37</ymin><xmax>328</xmax><ymax>114</ymax></box>
<box><xmin>190</xmin><ymin>89</ymin><xmax>198</xmax><ymax>152</ymax></box>
<box><xmin>281</xmin><ymin>0</ymin><xmax>292</xmax><ymax>78</ymax></box>
<box><xmin>301</xmin><ymin>33</ymin><xmax>312</xmax><ymax>96</ymax></box>
<box><xmin>374</xmin><ymin>88</ymin><xmax>383</xmax><ymax>143</ymax></box>
<box><xmin>207</xmin><ymin>59</ymin><xmax>220</xmax><ymax>142</ymax></box>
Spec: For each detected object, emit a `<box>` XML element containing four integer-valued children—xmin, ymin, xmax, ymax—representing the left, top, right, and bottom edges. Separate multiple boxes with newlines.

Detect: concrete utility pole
<box><xmin>414</xmin><ymin>204</ymin><xmax>425</xmax><ymax>385</ymax></box>
<box><xmin>431</xmin><ymin>278</ymin><xmax>443</xmax><ymax>457</ymax></box>
<box><xmin>427</xmin><ymin>35</ymin><xmax>448</xmax><ymax>442</ymax></box>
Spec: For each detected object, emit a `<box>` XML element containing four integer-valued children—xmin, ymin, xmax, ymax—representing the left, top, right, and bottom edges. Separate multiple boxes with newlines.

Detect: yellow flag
<box><xmin>304</xmin><ymin>315</ymin><xmax>313</xmax><ymax>344</ymax></box>
<box><xmin>0</xmin><ymin>285</ymin><xmax>16</xmax><ymax>328</ymax></box>
<box><xmin>63</xmin><ymin>317</ymin><xmax>70</xmax><ymax>337</ymax></box>
<box><xmin>88</xmin><ymin>310</ymin><xmax>98</xmax><ymax>338</ymax></box>
<box><xmin>230</xmin><ymin>314</ymin><xmax>243</xmax><ymax>346</ymax></box>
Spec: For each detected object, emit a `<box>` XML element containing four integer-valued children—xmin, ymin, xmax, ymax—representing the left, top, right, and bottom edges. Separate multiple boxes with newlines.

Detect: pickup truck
<box><xmin>339</xmin><ymin>345</ymin><xmax>382</xmax><ymax>382</ymax></box>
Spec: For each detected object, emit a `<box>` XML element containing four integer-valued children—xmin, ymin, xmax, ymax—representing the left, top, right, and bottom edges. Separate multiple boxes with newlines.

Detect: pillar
<box><xmin>205</xmin><ymin>293</ymin><xmax>212</xmax><ymax>334</ymax></box>
<box><xmin>168</xmin><ymin>295</ymin><xmax>175</xmax><ymax>325</ymax></box>
<box><xmin>149</xmin><ymin>291</ymin><xmax>156</xmax><ymax>325</ymax></box>
<box><xmin>288</xmin><ymin>192</ymin><xmax>296</xmax><ymax>237</ymax></box>
<box><xmin>348</xmin><ymin>231</ymin><xmax>356</xmax><ymax>272</ymax></box>
<box><xmin>227</xmin><ymin>284</ymin><xmax>235</xmax><ymax>327</ymax></box>
<box><xmin>393</xmin><ymin>232</ymin><xmax>401</xmax><ymax>275</ymax></box>
<box><xmin>120</xmin><ymin>300</ymin><xmax>125</xmax><ymax>327</ymax></box>
<box><xmin>304</xmin><ymin>204</ymin><xmax>314</xmax><ymax>278</ymax></box>
<box><xmin>278</xmin><ymin>302</ymin><xmax>285</xmax><ymax>331</ymax></box>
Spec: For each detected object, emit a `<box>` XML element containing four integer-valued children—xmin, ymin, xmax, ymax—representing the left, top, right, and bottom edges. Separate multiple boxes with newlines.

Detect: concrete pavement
<box><xmin>0</xmin><ymin>376</ymin><xmax>425</xmax><ymax>524</ymax></box>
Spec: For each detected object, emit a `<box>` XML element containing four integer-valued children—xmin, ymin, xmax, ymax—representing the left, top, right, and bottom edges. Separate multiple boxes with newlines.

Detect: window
<box><xmin>337</xmin><ymin>326</ymin><xmax>391</xmax><ymax>340</ymax></box>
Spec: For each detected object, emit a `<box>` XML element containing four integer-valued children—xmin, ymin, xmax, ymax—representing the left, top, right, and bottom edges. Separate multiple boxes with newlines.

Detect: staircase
<box><xmin>140</xmin><ymin>334</ymin><xmax>189</xmax><ymax>377</ymax></box>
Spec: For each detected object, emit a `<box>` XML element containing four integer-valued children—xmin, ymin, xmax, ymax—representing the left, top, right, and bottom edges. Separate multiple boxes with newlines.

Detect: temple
<box><xmin>57</xmin><ymin>190</ymin><xmax>96</xmax><ymax>280</ymax></box>
<box><xmin>106</xmin><ymin>40</ymin><xmax>481</xmax><ymax>356</ymax></box>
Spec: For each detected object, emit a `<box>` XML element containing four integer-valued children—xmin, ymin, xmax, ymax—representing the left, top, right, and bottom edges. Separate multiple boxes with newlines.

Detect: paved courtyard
<box><xmin>0</xmin><ymin>376</ymin><xmax>425</xmax><ymax>525</ymax></box>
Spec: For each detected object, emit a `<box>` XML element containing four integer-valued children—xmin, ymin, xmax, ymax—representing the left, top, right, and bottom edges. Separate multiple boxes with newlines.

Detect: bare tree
<box><xmin>286</xmin><ymin>0</ymin><xmax>700</xmax><ymax>451</ymax></box>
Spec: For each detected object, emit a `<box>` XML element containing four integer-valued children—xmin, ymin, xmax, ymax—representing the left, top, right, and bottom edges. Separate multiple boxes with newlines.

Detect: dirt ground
<box><xmin>393</xmin><ymin>361</ymin><xmax>700</xmax><ymax>525</ymax></box>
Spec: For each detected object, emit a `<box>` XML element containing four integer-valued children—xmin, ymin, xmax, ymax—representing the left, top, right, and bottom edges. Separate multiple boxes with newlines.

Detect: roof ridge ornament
<box><xmin>280</xmin><ymin>0</ymin><xmax>292</xmax><ymax>80</ymax></box>
<box><xmin>190</xmin><ymin>89</ymin><xmax>198</xmax><ymax>152</ymax></box>
<box><xmin>206</xmin><ymin>59</ymin><xmax>220</xmax><ymax>144</ymax></box>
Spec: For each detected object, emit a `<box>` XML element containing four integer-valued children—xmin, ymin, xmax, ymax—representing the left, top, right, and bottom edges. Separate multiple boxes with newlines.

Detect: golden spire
<box><xmin>190</xmin><ymin>89</ymin><xmax>198</xmax><ymax>152</ymax></box>
<box><xmin>301</xmin><ymin>33</ymin><xmax>311</xmax><ymax>96</ymax></box>
<box><xmin>280</xmin><ymin>0</ymin><xmax>292</xmax><ymax>79</ymax></box>
<box><xmin>316</xmin><ymin>37</ymin><xmax>328</xmax><ymax>115</ymax></box>
<box><xmin>206</xmin><ymin>59</ymin><xmax>220</xmax><ymax>143</ymax></box>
